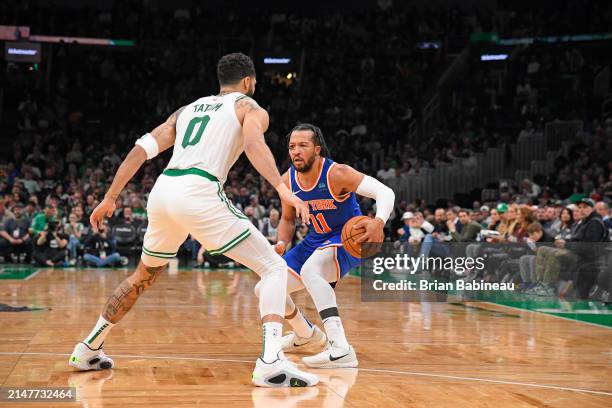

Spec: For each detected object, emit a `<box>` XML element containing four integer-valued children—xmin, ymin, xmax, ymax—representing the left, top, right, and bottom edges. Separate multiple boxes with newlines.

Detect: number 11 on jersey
<box><xmin>309</xmin><ymin>213</ymin><xmax>331</xmax><ymax>234</ymax></box>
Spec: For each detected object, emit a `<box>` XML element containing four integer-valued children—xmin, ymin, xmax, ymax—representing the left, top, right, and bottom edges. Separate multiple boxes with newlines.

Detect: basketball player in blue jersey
<box><xmin>255</xmin><ymin>124</ymin><xmax>395</xmax><ymax>368</ymax></box>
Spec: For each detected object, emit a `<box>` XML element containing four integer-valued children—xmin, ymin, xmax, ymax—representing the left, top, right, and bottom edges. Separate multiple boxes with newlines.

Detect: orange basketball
<box><xmin>341</xmin><ymin>215</ymin><xmax>371</xmax><ymax>258</ymax></box>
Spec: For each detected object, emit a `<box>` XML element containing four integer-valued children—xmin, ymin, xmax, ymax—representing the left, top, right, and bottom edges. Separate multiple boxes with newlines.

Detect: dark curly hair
<box><xmin>286</xmin><ymin>123</ymin><xmax>331</xmax><ymax>157</ymax></box>
<box><xmin>216</xmin><ymin>52</ymin><xmax>256</xmax><ymax>85</ymax></box>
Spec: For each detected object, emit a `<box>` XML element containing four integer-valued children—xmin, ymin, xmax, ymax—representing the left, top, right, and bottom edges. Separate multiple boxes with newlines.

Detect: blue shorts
<box><xmin>283</xmin><ymin>231</ymin><xmax>361</xmax><ymax>283</ymax></box>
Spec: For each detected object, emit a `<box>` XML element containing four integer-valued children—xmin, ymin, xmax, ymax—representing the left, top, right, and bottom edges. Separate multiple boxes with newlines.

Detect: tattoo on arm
<box><xmin>167</xmin><ymin>106</ymin><xmax>187</xmax><ymax>126</ymax></box>
<box><xmin>102</xmin><ymin>265</ymin><xmax>165</xmax><ymax>322</ymax></box>
<box><xmin>235</xmin><ymin>96</ymin><xmax>260</xmax><ymax>113</ymax></box>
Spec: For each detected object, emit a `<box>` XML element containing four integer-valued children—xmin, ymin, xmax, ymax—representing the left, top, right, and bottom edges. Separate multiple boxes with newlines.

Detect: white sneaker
<box><xmin>252</xmin><ymin>353</ymin><xmax>319</xmax><ymax>387</ymax></box>
<box><xmin>281</xmin><ymin>325</ymin><xmax>327</xmax><ymax>353</ymax></box>
<box><xmin>69</xmin><ymin>342</ymin><xmax>114</xmax><ymax>371</ymax></box>
<box><xmin>302</xmin><ymin>344</ymin><xmax>358</xmax><ymax>369</ymax></box>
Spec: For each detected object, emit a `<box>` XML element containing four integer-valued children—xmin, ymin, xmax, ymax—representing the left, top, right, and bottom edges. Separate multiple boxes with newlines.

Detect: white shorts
<box><xmin>141</xmin><ymin>170</ymin><xmax>256</xmax><ymax>266</ymax></box>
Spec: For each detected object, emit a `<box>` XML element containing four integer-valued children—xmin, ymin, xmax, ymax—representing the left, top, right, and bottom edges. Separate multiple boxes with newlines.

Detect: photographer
<box><xmin>30</xmin><ymin>204</ymin><xmax>56</xmax><ymax>235</ymax></box>
<box><xmin>82</xmin><ymin>220</ymin><xmax>122</xmax><ymax>267</ymax></box>
<box><xmin>0</xmin><ymin>203</ymin><xmax>31</xmax><ymax>263</ymax></box>
<box><xmin>32</xmin><ymin>219</ymin><xmax>68</xmax><ymax>266</ymax></box>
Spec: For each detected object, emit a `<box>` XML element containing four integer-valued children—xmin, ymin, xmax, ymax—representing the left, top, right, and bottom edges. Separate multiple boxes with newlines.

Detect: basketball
<box><xmin>341</xmin><ymin>215</ymin><xmax>372</xmax><ymax>258</ymax></box>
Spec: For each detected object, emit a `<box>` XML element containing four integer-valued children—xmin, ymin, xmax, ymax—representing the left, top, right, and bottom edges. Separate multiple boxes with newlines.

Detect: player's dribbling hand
<box><xmin>90</xmin><ymin>197</ymin><xmax>116</xmax><ymax>233</ymax></box>
<box><xmin>354</xmin><ymin>217</ymin><xmax>385</xmax><ymax>244</ymax></box>
<box><xmin>274</xmin><ymin>240</ymin><xmax>286</xmax><ymax>255</ymax></box>
<box><xmin>280</xmin><ymin>192</ymin><xmax>310</xmax><ymax>225</ymax></box>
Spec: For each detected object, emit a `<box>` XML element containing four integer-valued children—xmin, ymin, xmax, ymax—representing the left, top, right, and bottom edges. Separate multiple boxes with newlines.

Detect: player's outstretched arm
<box><xmin>274</xmin><ymin>172</ymin><xmax>297</xmax><ymax>255</ymax></box>
<box><xmin>238</xmin><ymin>96</ymin><xmax>309</xmax><ymax>224</ymax></box>
<box><xmin>329</xmin><ymin>164</ymin><xmax>395</xmax><ymax>243</ymax></box>
<box><xmin>90</xmin><ymin>108</ymin><xmax>183</xmax><ymax>231</ymax></box>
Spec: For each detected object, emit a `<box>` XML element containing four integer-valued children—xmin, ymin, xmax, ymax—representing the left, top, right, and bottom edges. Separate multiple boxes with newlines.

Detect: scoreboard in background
<box><xmin>4</xmin><ymin>41</ymin><xmax>41</xmax><ymax>63</ymax></box>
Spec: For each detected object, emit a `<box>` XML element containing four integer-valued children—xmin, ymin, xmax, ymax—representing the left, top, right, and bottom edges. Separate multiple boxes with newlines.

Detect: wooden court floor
<box><xmin>0</xmin><ymin>268</ymin><xmax>611</xmax><ymax>407</ymax></box>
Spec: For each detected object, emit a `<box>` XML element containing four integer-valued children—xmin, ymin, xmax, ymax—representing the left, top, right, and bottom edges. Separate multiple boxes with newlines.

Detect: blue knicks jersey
<box><xmin>289</xmin><ymin>158</ymin><xmax>361</xmax><ymax>242</ymax></box>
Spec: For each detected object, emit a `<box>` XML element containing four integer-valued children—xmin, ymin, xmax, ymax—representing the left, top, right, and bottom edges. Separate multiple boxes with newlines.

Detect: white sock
<box><xmin>287</xmin><ymin>307</ymin><xmax>314</xmax><ymax>339</ymax></box>
<box><xmin>83</xmin><ymin>315</ymin><xmax>114</xmax><ymax>349</ymax></box>
<box><xmin>323</xmin><ymin>316</ymin><xmax>350</xmax><ymax>351</ymax></box>
<box><xmin>261</xmin><ymin>322</ymin><xmax>283</xmax><ymax>363</ymax></box>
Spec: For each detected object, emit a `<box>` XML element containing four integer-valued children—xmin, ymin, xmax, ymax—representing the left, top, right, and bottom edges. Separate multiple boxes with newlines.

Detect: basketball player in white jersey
<box><xmin>69</xmin><ymin>53</ymin><xmax>318</xmax><ymax>387</ymax></box>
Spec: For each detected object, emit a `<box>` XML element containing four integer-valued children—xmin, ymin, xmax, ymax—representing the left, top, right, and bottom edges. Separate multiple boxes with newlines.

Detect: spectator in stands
<box><xmin>30</xmin><ymin>204</ymin><xmax>56</xmax><ymax>235</ymax></box>
<box><xmin>244</xmin><ymin>206</ymin><xmax>261</xmax><ymax>229</ymax></box>
<box><xmin>431</xmin><ymin>208</ymin><xmax>450</xmax><ymax>241</ymax></box>
<box><xmin>115</xmin><ymin>207</ymin><xmax>142</xmax><ymax>228</ymax></box>
<box><xmin>82</xmin><ymin>221</ymin><xmax>123</xmax><ymax>267</ymax></box>
<box><xmin>546</xmin><ymin>206</ymin><xmax>574</xmax><ymax>239</ymax></box>
<box><xmin>237</xmin><ymin>187</ymin><xmax>251</xmax><ymax>210</ymax></box>
<box><xmin>247</xmin><ymin>195</ymin><xmax>266</xmax><ymax>221</ymax></box>
<box><xmin>465</xmin><ymin>206</ymin><xmax>504</xmax><ymax>260</ymax></box>
<box><xmin>480</xmin><ymin>205</ymin><xmax>491</xmax><ymax>226</ymax></box>
<box><xmin>261</xmin><ymin>209</ymin><xmax>280</xmax><ymax>245</ymax></box>
<box><xmin>396</xmin><ymin>212</ymin><xmax>414</xmax><ymax>243</ymax></box>
<box><xmin>490</xmin><ymin>203</ymin><xmax>518</xmax><ymax>242</ymax></box>
<box><xmin>403</xmin><ymin>212</ymin><xmax>449</xmax><ymax>262</ymax></box>
<box><xmin>24</xmin><ymin>200</ymin><xmax>36</xmax><ymax>220</ymax></box>
<box><xmin>129</xmin><ymin>196</ymin><xmax>147</xmax><ymax>222</ymax></box>
<box><xmin>514</xmin><ymin>206</ymin><xmax>535</xmax><ymax>241</ymax></box>
<box><xmin>470</xmin><ymin>209</ymin><xmax>485</xmax><ymax>226</ymax></box>
<box><xmin>64</xmin><ymin>212</ymin><xmax>85</xmax><ymax>264</ymax></box>
<box><xmin>594</xmin><ymin>201</ymin><xmax>612</xmax><ymax>232</ymax></box>
<box><xmin>486</xmin><ymin>207</ymin><xmax>501</xmax><ymax>231</ymax></box>
<box><xmin>0</xmin><ymin>203</ymin><xmax>31</xmax><ymax>263</ymax></box>
<box><xmin>446</xmin><ymin>207</ymin><xmax>462</xmax><ymax>234</ymax></box>
<box><xmin>520</xmin><ymin>179</ymin><xmax>541</xmax><ymax>200</ymax></box>
<box><xmin>448</xmin><ymin>209</ymin><xmax>482</xmax><ymax>242</ymax></box>
<box><xmin>519</xmin><ymin>222</ymin><xmax>554</xmax><ymax>289</ymax></box>
<box><xmin>32</xmin><ymin>219</ymin><xmax>68</xmax><ymax>266</ymax></box>
<box><xmin>376</xmin><ymin>161</ymin><xmax>395</xmax><ymax>182</ymax></box>
<box><xmin>530</xmin><ymin>199</ymin><xmax>607</xmax><ymax>296</ymax></box>
<box><xmin>20</xmin><ymin>168</ymin><xmax>41</xmax><ymax>196</ymax></box>
<box><xmin>405</xmin><ymin>212</ymin><xmax>434</xmax><ymax>244</ymax></box>
<box><xmin>0</xmin><ymin>199</ymin><xmax>15</xmax><ymax>226</ymax></box>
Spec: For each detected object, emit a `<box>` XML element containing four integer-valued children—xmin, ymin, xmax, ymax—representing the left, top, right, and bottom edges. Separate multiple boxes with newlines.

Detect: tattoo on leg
<box><xmin>102</xmin><ymin>265</ymin><xmax>165</xmax><ymax>323</ymax></box>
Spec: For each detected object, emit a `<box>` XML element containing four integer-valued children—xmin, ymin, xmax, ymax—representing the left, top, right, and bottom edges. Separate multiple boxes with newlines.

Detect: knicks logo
<box><xmin>306</xmin><ymin>199</ymin><xmax>337</xmax><ymax>211</ymax></box>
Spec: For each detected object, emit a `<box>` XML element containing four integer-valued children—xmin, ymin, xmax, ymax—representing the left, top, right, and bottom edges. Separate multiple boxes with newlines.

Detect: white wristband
<box><xmin>356</xmin><ymin>175</ymin><xmax>395</xmax><ymax>223</ymax></box>
<box><xmin>135</xmin><ymin>133</ymin><xmax>159</xmax><ymax>160</ymax></box>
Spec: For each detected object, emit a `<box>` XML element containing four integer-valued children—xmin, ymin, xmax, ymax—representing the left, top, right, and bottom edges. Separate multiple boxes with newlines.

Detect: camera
<box><xmin>47</xmin><ymin>220</ymin><xmax>59</xmax><ymax>231</ymax></box>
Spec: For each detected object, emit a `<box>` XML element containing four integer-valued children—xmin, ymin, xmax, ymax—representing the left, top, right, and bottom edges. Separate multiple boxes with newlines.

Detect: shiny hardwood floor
<box><xmin>0</xmin><ymin>267</ymin><xmax>611</xmax><ymax>407</ymax></box>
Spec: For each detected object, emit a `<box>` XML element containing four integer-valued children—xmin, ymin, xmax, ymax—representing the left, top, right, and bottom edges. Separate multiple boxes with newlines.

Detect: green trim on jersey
<box><xmin>142</xmin><ymin>247</ymin><xmax>178</xmax><ymax>259</ymax></box>
<box><xmin>162</xmin><ymin>168</ymin><xmax>219</xmax><ymax>182</ymax></box>
<box><xmin>209</xmin><ymin>229</ymin><xmax>251</xmax><ymax>256</ymax></box>
<box><xmin>216</xmin><ymin>182</ymin><xmax>247</xmax><ymax>220</ymax></box>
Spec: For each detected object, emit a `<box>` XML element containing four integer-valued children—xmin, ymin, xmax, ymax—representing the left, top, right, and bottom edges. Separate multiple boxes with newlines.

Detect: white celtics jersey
<box><xmin>166</xmin><ymin>92</ymin><xmax>244</xmax><ymax>183</ymax></box>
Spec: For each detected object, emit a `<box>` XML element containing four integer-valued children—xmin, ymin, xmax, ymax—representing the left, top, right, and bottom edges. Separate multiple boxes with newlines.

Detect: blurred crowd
<box><xmin>1</xmin><ymin>1</ymin><xmax>612</xmax><ymax>300</ymax></box>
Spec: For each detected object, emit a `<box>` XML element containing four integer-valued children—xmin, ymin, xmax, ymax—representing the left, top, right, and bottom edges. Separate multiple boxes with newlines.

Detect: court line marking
<box><xmin>484</xmin><ymin>302</ymin><xmax>612</xmax><ymax>330</ymax></box>
<box><xmin>357</xmin><ymin>367</ymin><xmax>612</xmax><ymax>396</ymax></box>
<box><xmin>24</xmin><ymin>269</ymin><xmax>41</xmax><ymax>281</ymax></box>
<box><xmin>0</xmin><ymin>351</ymin><xmax>610</xmax><ymax>397</ymax></box>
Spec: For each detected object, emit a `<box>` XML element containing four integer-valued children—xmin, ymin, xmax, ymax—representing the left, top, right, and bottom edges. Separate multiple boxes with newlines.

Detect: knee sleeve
<box><xmin>300</xmin><ymin>250</ymin><xmax>338</xmax><ymax>312</ymax></box>
<box><xmin>222</xmin><ymin>228</ymin><xmax>289</xmax><ymax>318</ymax></box>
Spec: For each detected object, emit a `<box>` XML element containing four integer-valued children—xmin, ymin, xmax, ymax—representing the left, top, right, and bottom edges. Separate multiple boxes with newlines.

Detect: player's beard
<box><xmin>246</xmin><ymin>82</ymin><xmax>255</xmax><ymax>97</ymax></box>
<box><xmin>293</xmin><ymin>155</ymin><xmax>316</xmax><ymax>173</ymax></box>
